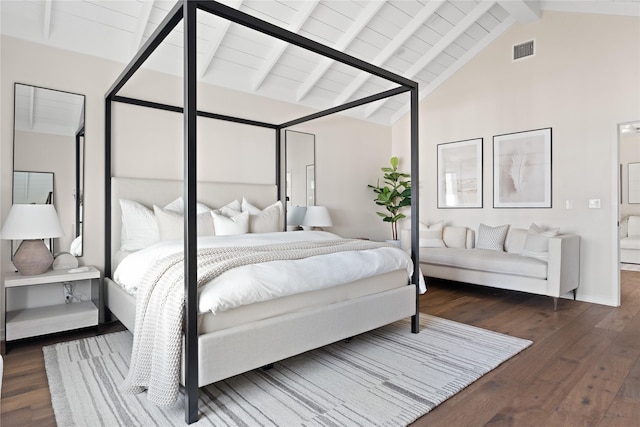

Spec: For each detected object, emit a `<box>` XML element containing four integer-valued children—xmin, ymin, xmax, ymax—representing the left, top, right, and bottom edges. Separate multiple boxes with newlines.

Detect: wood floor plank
<box><xmin>2</xmin><ymin>274</ymin><xmax>639</xmax><ymax>427</ymax></box>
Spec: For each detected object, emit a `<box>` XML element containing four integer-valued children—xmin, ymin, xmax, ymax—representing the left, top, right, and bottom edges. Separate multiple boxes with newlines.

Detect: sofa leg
<box><xmin>553</xmin><ymin>297</ymin><xmax>558</xmax><ymax>311</ymax></box>
<box><xmin>572</xmin><ymin>289</ymin><xmax>577</xmax><ymax>300</ymax></box>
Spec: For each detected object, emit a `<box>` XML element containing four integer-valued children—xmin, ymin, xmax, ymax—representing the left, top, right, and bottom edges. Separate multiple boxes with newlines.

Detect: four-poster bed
<box><xmin>104</xmin><ymin>0</ymin><xmax>420</xmax><ymax>423</ymax></box>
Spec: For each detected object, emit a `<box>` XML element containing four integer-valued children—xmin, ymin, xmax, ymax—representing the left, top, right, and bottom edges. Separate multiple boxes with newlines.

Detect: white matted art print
<box><xmin>493</xmin><ymin>128</ymin><xmax>551</xmax><ymax>208</ymax></box>
<box><xmin>437</xmin><ymin>138</ymin><xmax>483</xmax><ymax>208</ymax></box>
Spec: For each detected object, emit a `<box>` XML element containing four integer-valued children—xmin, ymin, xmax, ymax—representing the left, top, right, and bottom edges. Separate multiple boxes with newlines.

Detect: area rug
<box><xmin>44</xmin><ymin>315</ymin><xmax>531</xmax><ymax>426</ymax></box>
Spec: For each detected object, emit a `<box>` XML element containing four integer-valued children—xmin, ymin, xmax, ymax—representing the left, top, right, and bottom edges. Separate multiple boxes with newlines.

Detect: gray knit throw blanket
<box><xmin>120</xmin><ymin>239</ymin><xmax>394</xmax><ymax>405</ymax></box>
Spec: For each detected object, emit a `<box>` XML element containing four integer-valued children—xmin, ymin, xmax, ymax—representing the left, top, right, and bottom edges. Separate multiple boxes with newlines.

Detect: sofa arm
<box><xmin>546</xmin><ymin>234</ymin><xmax>580</xmax><ymax>298</ymax></box>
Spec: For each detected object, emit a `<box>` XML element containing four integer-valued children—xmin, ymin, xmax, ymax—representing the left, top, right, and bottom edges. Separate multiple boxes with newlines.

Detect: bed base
<box><xmin>105</xmin><ymin>277</ymin><xmax>416</xmax><ymax>387</ymax></box>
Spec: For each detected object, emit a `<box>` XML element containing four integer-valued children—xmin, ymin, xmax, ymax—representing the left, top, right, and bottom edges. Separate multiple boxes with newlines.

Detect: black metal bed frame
<box><xmin>104</xmin><ymin>1</ymin><xmax>420</xmax><ymax>423</ymax></box>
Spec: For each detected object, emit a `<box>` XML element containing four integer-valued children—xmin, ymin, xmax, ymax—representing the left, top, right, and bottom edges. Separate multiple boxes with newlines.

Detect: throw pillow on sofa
<box><xmin>442</xmin><ymin>226</ymin><xmax>468</xmax><ymax>248</ymax></box>
<box><xmin>476</xmin><ymin>223</ymin><xmax>509</xmax><ymax>251</ymax></box>
<box><xmin>521</xmin><ymin>223</ymin><xmax>559</xmax><ymax>261</ymax></box>
<box><xmin>419</xmin><ymin>221</ymin><xmax>445</xmax><ymax>247</ymax></box>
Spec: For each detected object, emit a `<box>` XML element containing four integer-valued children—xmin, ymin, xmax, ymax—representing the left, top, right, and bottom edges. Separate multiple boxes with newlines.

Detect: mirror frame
<box><xmin>12</xmin><ymin>83</ymin><xmax>86</xmax><ymax>256</ymax></box>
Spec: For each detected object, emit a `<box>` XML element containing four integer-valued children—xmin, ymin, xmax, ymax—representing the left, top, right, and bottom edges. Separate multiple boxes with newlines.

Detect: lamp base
<box><xmin>13</xmin><ymin>240</ymin><xmax>54</xmax><ymax>276</ymax></box>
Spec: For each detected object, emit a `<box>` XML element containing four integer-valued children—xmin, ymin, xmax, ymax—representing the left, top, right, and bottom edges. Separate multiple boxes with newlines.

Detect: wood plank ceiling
<box><xmin>1</xmin><ymin>0</ymin><xmax>638</xmax><ymax>126</ymax></box>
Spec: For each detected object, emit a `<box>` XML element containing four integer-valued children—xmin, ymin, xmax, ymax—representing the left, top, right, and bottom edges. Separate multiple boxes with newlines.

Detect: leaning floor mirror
<box><xmin>285</xmin><ymin>130</ymin><xmax>315</xmax><ymax>229</ymax></box>
<box><xmin>13</xmin><ymin>83</ymin><xmax>85</xmax><ymax>256</ymax></box>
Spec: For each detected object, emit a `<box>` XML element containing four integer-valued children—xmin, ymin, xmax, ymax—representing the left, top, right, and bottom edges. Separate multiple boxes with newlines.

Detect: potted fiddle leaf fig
<box><xmin>368</xmin><ymin>156</ymin><xmax>411</xmax><ymax>242</ymax></box>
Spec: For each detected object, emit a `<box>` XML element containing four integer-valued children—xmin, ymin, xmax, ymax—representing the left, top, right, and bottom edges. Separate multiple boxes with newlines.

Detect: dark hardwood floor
<box><xmin>1</xmin><ymin>271</ymin><xmax>639</xmax><ymax>427</ymax></box>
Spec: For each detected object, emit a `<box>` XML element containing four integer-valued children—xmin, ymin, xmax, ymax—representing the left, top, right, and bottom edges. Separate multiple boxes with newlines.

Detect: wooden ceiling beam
<box><xmin>131</xmin><ymin>0</ymin><xmax>155</xmax><ymax>56</ymax></box>
<box><xmin>199</xmin><ymin>0</ymin><xmax>244</xmax><ymax>78</ymax></box>
<box><xmin>365</xmin><ymin>1</ymin><xmax>495</xmax><ymax>118</ymax></box>
<box><xmin>251</xmin><ymin>0</ymin><xmax>319</xmax><ymax>91</ymax></box>
<box><xmin>296</xmin><ymin>0</ymin><xmax>385</xmax><ymax>102</ymax></box>
<box><xmin>43</xmin><ymin>0</ymin><xmax>52</xmax><ymax>40</ymax></box>
<box><xmin>333</xmin><ymin>1</ymin><xmax>444</xmax><ymax>107</ymax></box>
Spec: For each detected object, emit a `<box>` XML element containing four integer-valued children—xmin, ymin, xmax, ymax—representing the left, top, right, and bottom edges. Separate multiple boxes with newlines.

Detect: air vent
<box><xmin>513</xmin><ymin>40</ymin><xmax>535</xmax><ymax>61</ymax></box>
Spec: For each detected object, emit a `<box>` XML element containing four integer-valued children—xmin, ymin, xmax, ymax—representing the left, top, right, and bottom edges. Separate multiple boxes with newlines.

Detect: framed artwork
<box><xmin>493</xmin><ymin>128</ymin><xmax>552</xmax><ymax>208</ymax></box>
<box><xmin>628</xmin><ymin>162</ymin><xmax>640</xmax><ymax>204</ymax></box>
<box><xmin>437</xmin><ymin>138</ymin><xmax>483</xmax><ymax>208</ymax></box>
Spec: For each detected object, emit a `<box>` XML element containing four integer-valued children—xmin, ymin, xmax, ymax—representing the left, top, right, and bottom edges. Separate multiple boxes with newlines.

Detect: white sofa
<box><xmin>620</xmin><ymin>215</ymin><xmax>640</xmax><ymax>264</ymax></box>
<box><xmin>401</xmin><ymin>224</ymin><xmax>581</xmax><ymax>309</ymax></box>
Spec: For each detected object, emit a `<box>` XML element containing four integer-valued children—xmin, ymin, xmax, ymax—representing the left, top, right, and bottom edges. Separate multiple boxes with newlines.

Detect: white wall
<box><xmin>0</xmin><ymin>36</ymin><xmax>393</xmax><ymax>337</ymax></box>
<box><xmin>393</xmin><ymin>11</ymin><xmax>640</xmax><ymax>306</ymax></box>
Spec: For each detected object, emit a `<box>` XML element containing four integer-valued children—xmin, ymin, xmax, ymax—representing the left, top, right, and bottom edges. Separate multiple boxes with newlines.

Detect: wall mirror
<box><xmin>285</xmin><ymin>130</ymin><xmax>315</xmax><ymax>229</ymax></box>
<box><xmin>285</xmin><ymin>130</ymin><xmax>315</xmax><ymax>206</ymax></box>
<box><xmin>13</xmin><ymin>83</ymin><xmax>85</xmax><ymax>256</ymax></box>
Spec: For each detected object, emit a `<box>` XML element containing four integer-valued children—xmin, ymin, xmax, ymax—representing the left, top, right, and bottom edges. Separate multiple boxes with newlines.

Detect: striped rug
<box><xmin>44</xmin><ymin>315</ymin><xmax>531</xmax><ymax>426</ymax></box>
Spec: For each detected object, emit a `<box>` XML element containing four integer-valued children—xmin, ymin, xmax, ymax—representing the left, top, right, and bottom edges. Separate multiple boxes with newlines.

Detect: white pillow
<box><xmin>213</xmin><ymin>199</ymin><xmax>242</xmax><ymax>218</ymax></box>
<box><xmin>418</xmin><ymin>221</ymin><xmax>445</xmax><ymax>248</ymax></box>
<box><xmin>212</xmin><ymin>211</ymin><xmax>249</xmax><ymax>236</ymax></box>
<box><xmin>242</xmin><ymin>197</ymin><xmax>284</xmax><ymax>232</ymax></box>
<box><xmin>247</xmin><ymin>202</ymin><xmax>282</xmax><ymax>233</ymax></box>
<box><xmin>521</xmin><ymin>223</ymin><xmax>559</xmax><ymax>261</ymax></box>
<box><xmin>476</xmin><ymin>224</ymin><xmax>509</xmax><ymax>251</ymax></box>
<box><xmin>163</xmin><ymin>197</ymin><xmax>212</xmax><ymax>215</ymax></box>
<box><xmin>153</xmin><ymin>205</ymin><xmax>215</xmax><ymax>240</ymax></box>
<box><xmin>442</xmin><ymin>226</ymin><xmax>468</xmax><ymax>248</ymax></box>
<box><xmin>119</xmin><ymin>199</ymin><xmax>159</xmax><ymax>251</ymax></box>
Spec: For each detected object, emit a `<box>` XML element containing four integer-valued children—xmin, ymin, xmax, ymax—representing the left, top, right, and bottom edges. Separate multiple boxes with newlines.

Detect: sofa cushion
<box><xmin>476</xmin><ymin>224</ymin><xmax>509</xmax><ymax>251</ymax></box>
<box><xmin>505</xmin><ymin>228</ymin><xmax>528</xmax><ymax>254</ymax></box>
<box><xmin>443</xmin><ymin>226</ymin><xmax>467</xmax><ymax>248</ymax></box>
<box><xmin>521</xmin><ymin>223</ymin><xmax>560</xmax><ymax>261</ymax></box>
<box><xmin>420</xmin><ymin>247</ymin><xmax>547</xmax><ymax>279</ymax></box>
<box><xmin>629</xmin><ymin>216</ymin><xmax>640</xmax><ymax>237</ymax></box>
<box><xmin>419</xmin><ymin>221</ymin><xmax>445</xmax><ymax>248</ymax></box>
<box><xmin>620</xmin><ymin>236</ymin><xmax>640</xmax><ymax>250</ymax></box>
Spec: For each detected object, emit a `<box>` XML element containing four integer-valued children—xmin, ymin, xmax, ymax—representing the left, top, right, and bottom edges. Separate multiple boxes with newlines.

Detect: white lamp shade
<box><xmin>286</xmin><ymin>206</ymin><xmax>307</xmax><ymax>226</ymax></box>
<box><xmin>1</xmin><ymin>204</ymin><xmax>65</xmax><ymax>240</ymax></box>
<box><xmin>302</xmin><ymin>206</ymin><xmax>333</xmax><ymax>227</ymax></box>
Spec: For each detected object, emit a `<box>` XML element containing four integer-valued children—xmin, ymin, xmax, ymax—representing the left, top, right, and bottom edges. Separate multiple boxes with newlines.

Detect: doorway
<box><xmin>618</xmin><ymin>120</ymin><xmax>640</xmax><ymax>303</ymax></box>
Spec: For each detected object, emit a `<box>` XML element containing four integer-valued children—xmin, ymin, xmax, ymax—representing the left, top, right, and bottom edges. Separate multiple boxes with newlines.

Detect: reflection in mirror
<box><xmin>285</xmin><ymin>130</ymin><xmax>315</xmax><ymax>230</ymax></box>
<box><xmin>285</xmin><ymin>130</ymin><xmax>315</xmax><ymax>211</ymax></box>
<box><xmin>13</xmin><ymin>84</ymin><xmax>85</xmax><ymax>256</ymax></box>
<box><xmin>11</xmin><ymin>171</ymin><xmax>55</xmax><ymax>254</ymax></box>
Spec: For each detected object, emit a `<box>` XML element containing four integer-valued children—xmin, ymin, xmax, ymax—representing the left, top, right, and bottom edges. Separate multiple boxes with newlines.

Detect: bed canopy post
<box><xmin>275</xmin><ymin>128</ymin><xmax>282</xmax><ymax>203</ymax></box>
<box><xmin>105</xmin><ymin>99</ymin><xmax>112</xmax><ymax>280</ymax></box>
<box><xmin>183</xmin><ymin>0</ymin><xmax>199</xmax><ymax>424</ymax></box>
<box><xmin>410</xmin><ymin>87</ymin><xmax>420</xmax><ymax>334</ymax></box>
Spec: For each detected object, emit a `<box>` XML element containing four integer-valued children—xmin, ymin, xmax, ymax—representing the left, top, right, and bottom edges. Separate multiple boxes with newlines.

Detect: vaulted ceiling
<box><xmin>2</xmin><ymin>1</ymin><xmax>638</xmax><ymax>126</ymax></box>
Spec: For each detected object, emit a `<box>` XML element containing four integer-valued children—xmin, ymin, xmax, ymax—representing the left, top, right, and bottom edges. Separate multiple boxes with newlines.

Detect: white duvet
<box><xmin>113</xmin><ymin>231</ymin><xmax>425</xmax><ymax>315</ymax></box>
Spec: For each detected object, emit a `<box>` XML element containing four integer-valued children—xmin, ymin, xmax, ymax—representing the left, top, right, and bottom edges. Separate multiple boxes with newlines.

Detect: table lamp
<box><xmin>302</xmin><ymin>206</ymin><xmax>333</xmax><ymax>231</ymax></box>
<box><xmin>286</xmin><ymin>206</ymin><xmax>307</xmax><ymax>231</ymax></box>
<box><xmin>1</xmin><ymin>204</ymin><xmax>65</xmax><ymax>275</ymax></box>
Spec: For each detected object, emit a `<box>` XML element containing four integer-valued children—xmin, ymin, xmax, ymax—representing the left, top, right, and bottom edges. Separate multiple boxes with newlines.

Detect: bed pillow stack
<box><xmin>119</xmin><ymin>196</ymin><xmax>284</xmax><ymax>250</ymax></box>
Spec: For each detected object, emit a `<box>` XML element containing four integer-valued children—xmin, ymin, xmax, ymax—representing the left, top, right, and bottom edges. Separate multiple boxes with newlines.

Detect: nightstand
<box><xmin>3</xmin><ymin>266</ymin><xmax>101</xmax><ymax>353</ymax></box>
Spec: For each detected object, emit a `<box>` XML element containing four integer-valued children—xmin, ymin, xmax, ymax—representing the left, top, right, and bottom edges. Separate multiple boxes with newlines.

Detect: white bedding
<box><xmin>113</xmin><ymin>231</ymin><xmax>425</xmax><ymax>315</ymax></box>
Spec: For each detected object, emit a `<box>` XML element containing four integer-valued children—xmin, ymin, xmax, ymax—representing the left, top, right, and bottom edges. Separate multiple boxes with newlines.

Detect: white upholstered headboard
<box><xmin>109</xmin><ymin>177</ymin><xmax>279</xmax><ymax>272</ymax></box>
